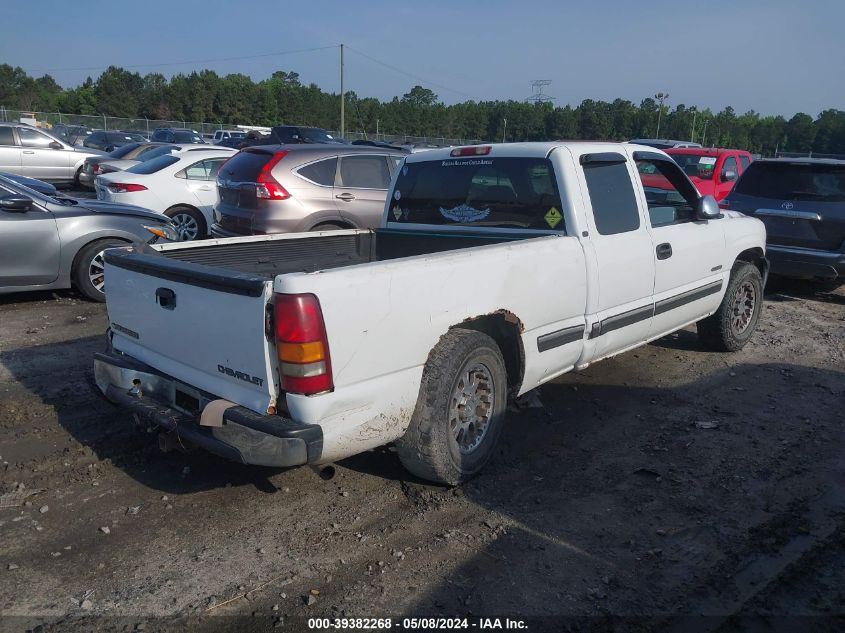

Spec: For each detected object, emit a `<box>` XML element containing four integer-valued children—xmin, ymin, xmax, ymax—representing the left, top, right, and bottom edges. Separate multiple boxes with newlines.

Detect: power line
<box><xmin>27</xmin><ymin>45</ymin><xmax>339</xmax><ymax>74</ymax></box>
<box><xmin>344</xmin><ymin>45</ymin><xmax>474</xmax><ymax>99</ymax></box>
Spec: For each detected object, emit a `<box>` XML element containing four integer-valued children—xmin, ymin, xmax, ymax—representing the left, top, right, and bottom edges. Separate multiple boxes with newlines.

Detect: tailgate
<box><xmin>103</xmin><ymin>248</ymin><xmax>277</xmax><ymax>414</ymax></box>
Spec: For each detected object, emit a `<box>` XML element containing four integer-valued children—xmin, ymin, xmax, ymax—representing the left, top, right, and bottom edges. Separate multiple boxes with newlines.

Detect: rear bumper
<box><xmin>78</xmin><ymin>171</ymin><xmax>95</xmax><ymax>187</ymax></box>
<box><xmin>93</xmin><ymin>348</ymin><xmax>323</xmax><ymax>468</ymax></box>
<box><xmin>767</xmin><ymin>244</ymin><xmax>845</xmax><ymax>280</ymax></box>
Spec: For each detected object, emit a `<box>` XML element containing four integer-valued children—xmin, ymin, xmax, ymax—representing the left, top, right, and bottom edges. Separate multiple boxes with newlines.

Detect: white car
<box><xmin>95</xmin><ymin>141</ymin><xmax>768</xmax><ymax>485</ymax></box>
<box><xmin>95</xmin><ymin>147</ymin><xmax>236</xmax><ymax>240</ymax></box>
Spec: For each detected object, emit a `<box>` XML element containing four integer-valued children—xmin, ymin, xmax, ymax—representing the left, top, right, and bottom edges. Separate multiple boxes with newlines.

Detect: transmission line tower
<box><xmin>526</xmin><ymin>80</ymin><xmax>555</xmax><ymax>104</ymax></box>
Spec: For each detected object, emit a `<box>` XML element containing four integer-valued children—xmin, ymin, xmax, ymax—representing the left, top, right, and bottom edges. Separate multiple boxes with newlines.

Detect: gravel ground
<box><xmin>0</xmin><ymin>274</ymin><xmax>843</xmax><ymax>632</ymax></box>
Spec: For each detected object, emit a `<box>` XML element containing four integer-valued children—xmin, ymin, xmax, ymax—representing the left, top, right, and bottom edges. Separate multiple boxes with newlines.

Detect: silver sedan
<box><xmin>0</xmin><ymin>174</ymin><xmax>176</xmax><ymax>301</ymax></box>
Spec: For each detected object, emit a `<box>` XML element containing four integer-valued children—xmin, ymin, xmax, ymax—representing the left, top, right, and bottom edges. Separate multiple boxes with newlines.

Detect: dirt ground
<box><xmin>0</xmin><ymin>275</ymin><xmax>843</xmax><ymax>632</ymax></box>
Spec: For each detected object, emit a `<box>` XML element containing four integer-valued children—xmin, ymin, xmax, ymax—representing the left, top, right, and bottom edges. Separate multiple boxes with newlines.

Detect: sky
<box><xmin>1</xmin><ymin>0</ymin><xmax>843</xmax><ymax>117</ymax></box>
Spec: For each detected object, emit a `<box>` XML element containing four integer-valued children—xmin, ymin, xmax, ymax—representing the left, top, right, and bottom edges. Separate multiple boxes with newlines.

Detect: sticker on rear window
<box><xmin>699</xmin><ymin>157</ymin><xmax>717</xmax><ymax>165</ymax></box>
<box><xmin>545</xmin><ymin>207</ymin><xmax>563</xmax><ymax>228</ymax></box>
<box><xmin>441</xmin><ymin>159</ymin><xmax>493</xmax><ymax>168</ymax></box>
<box><xmin>439</xmin><ymin>203</ymin><xmax>491</xmax><ymax>222</ymax></box>
<box><xmin>393</xmin><ymin>190</ymin><xmax>401</xmax><ymax>201</ymax></box>
<box><xmin>392</xmin><ymin>206</ymin><xmax>403</xmax><ymax>220</ymax></box>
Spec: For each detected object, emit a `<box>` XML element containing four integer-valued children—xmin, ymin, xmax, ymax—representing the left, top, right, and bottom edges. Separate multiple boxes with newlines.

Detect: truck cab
<box><xmin>665</xmin><ymin>147</ymin><xmax>753</xmax><ymax>201</ymax></box>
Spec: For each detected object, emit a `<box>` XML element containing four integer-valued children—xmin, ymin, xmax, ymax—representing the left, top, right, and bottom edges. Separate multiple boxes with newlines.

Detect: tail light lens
<box><xmin>274</xmin><ymin>293</ymin><xmax>332</xmax><ymax>395</ymax></box>
<box><xmin>107</xmin><ymin>183</ymin><xmax>147</xmax><ymax>193</ymax></box>
<box><xmin>92</xmin><ymin>164</ymin><xmax>101</xmax><ymax>174</ymax></box>
<box><xmin>256</xmin><ymin>150</ymin><xmax>290</xmax><ymax>200</ymax></box>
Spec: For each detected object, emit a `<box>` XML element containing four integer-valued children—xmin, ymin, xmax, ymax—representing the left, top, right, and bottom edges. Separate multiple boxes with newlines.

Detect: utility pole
<box><xmin>502</xmin><ymin>118</ymin><xmax>507</xmax><ymax>143</ymax></box>
<box><xmin>376</xmin><ymin>118</ymin><xmax>379</xmax><ymax>139</ymax></box>
<box><xmin>654</xmin><ymin>92</ymin><xmax>669</xmax><ymax>139</ymax></box>
<box><xmin>339</xmin><ymin>44</ymin><xmax>345</xmax><ymax>140</ymax></box>
<box><xmin>702</xmin><ymin>119</ymin><xmax>709</xmax><ymax>146</ymax></box>
<box><xmin>690</xmin><ymin>109</ymin><xmax>697</xmax><ymax>143</ymax></box>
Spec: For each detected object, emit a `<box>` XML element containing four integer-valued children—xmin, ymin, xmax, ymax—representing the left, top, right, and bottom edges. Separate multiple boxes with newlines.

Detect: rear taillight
<box><xmin>256</xmin><ymin>150</ymin><xmax>290</xmax><ymax>200</ymax></box>
<box><xmin>274</xmin><ymin>293</ymin><xmax>332</xmax><ymax>395</ymax></box>
<box><xmin>719</xmin><ymin>198</ymin><xmax>731</xmax><ymax>210</ymax></box>
<box><xmin>92</xmin><ymin>164</ymin><xmax>101</xmax><ymax>174</ymax></box>
<box><xmin>450</xmin><ymin>145</ymin><xmax>491</xmax><ymax>157</ymax></box>
<box><xmin>107</xmin><ymin>183</ymin><xmax>147</xmax><ymax>193</ymax></box>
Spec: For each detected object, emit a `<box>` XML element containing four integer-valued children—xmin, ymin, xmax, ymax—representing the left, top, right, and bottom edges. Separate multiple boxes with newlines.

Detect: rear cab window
<box><xmin>389</xmin><ymin>155</ymin><xmax>565</xmax><ymax>232</ymax></box>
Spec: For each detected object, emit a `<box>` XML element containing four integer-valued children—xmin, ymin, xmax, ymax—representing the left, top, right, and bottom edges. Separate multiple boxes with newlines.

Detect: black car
<box><xmin>84</xmin><ymin>131</ymin><xmax>145</xmax><ymax>152</ymax></box>
<box><xmin>269</xmin><ymin>126</ymin><xmax>346</xmax><ymax>145</ymax></box>
<box><xmin>724</xmin><ymin>158</ymin><xmax>845</xmax><ymax>281</ymax></box>
<box><xmin>351</xmin><ymin>139</ymin><xmax>410</xmax><ymax>153</ymax></box>
<box><xmin>150</xmin><ymin>128</ymin><xmax>206</xmax><ymax>144</ymax></box>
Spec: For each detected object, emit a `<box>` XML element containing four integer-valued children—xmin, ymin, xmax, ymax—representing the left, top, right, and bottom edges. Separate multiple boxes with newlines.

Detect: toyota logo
<box><xmin>782</xmin><ymin>201</ymin><xmax>794</xmax><ymax>210</ymax></box>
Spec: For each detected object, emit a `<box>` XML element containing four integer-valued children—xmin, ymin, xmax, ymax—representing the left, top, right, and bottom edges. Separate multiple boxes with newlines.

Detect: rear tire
<box><xmin>165</xmin><ymin>206</ymin><xmax>206</xmax><ymax>241</ymax></box>
<box><xmin>697</xmin><ymin>261</ymin><xmax>763</xmax><ymax>352</ymax></box>
<box><xmin>73</xmin><ymin>238</ymin><xmax>126</xmax><ymax>302</ymax></box>
<box><xmin>396</xmin><ymin>329</ymin><xmax>508</xmax><ymax>485</ymax></box>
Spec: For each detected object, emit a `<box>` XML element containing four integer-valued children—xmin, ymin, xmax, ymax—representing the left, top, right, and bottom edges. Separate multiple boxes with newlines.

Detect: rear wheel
<box><xmin>73</xmin><ymin>238</ymin><xmax>126</xmax><ymax>302</ymax></box>
<box><xmin>396</xmin><ymin>329</ymin><xmax>508</xmax><ymax>485</ymax></box>
<box><xmin>697</xmin><ymin>261</ymin><xmax>763</xmax><ymax>351</ymax></box>
<box><xmin>165</xmin><ymin>206</ymin><xmax>206</xmax><ymax>241</ymax></box>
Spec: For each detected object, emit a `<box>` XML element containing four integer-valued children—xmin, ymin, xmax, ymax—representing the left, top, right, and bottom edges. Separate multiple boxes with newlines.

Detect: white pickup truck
<box><xmin>94</xmin><ymin>142</ymin><xmax>768</xmax><ymax>484</ymax></box>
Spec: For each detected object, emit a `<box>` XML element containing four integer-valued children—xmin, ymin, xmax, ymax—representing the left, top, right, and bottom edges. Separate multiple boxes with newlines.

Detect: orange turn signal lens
<box><xmin>278</xmin><ymin>341</ymin><xmax>325</xmax><ymax>364</ymax></box>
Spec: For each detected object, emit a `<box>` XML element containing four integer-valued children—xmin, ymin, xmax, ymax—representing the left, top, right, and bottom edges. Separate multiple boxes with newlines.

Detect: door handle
<box><xmin>656</xmin><ymin>243</ymin><xmax>673</xmax><ymax>260</ymax></box>
<box><xmin>335</xmin><ymin>193</ymin><xmax>356</xmax><ymax>201</ymax></box>
<box><xmin>155</xmin><ymin>287</ymin><xmax>176</xmax><ymax>310</ymax></box>
<box><xmin>198</xmin><ymin>185</ymin><xmax>212</xmax><ymax>191</ymax></box>
<box><xmin>22</xmin><ymin>150</ymin><xmax>35</xmax><ymax>154</ymax></box>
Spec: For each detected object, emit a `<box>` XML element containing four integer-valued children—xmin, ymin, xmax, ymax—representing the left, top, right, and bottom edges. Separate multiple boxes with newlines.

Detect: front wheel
<box><xmin>396</xmin><ymin>329</ymin><xmax>508</xmax><ymax>485</ymax></box>
<box><xmin>73</xmin><ymin>238</ymin><xmax>126</xmax><ymax>302</ymax></box>
<box><xmin>697</xmin><ymin>261</ymin><xmax>763</xmax><ymax>352</ymax></box>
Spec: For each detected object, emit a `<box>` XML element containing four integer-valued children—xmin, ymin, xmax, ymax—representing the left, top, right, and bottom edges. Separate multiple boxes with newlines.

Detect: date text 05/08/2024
<box><xmin>307</xmin><ymin>617</ymin><xmax>528</xmax><ymax>630</ymax></box>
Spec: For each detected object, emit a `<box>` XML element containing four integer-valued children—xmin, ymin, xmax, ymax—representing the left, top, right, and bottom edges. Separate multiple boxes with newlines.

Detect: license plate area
<box><xmin>173</xmin><ymin>383</ymin><xmax>204</xmax><ymax>415</ymax></box>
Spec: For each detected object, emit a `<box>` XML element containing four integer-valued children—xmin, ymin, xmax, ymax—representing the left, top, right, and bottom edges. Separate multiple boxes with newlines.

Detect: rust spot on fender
<box><xmin>495</xmin><ymin>309</ymin><xmax>525</xmax><ymax>334</ymax></box>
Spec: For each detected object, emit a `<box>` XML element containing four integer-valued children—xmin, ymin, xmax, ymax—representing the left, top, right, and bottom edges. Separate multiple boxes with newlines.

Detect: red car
<box><xmin>665</xmin><ymin>148</ymin><xmax>753</xmax><ymax>200</ymax></box>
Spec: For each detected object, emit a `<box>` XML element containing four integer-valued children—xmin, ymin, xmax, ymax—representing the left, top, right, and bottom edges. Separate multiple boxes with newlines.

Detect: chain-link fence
<box><xmin>0</xmin><ymin>107</ymin><xmax>483</xmax><ymax>146</ymax></box>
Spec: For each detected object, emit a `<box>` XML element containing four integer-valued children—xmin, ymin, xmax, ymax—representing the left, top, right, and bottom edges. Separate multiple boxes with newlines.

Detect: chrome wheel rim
<box><xmin>449</xmin><ymin>363</ymin><xmax>495</xmax><ymax>454</ymax></box>
<box><xmin>170</xmin><ymin>213</ymin><xmax>199</xmax><ymax>241</ymax></box>
<box><xmin>732</xmin><ymin>280</ymin><xmax>756</xmax><ymax>334</ymax></box>
<box><xmin>89</xmin><ymin>250</ymin><xmax>106</xmax><ymax>293</ymax></box>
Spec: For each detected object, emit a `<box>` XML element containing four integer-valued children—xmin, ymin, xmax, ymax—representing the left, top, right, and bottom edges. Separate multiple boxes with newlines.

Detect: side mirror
<box><xmin>49</xmin><ymin>141</ymin><xmax>63</xmax><ymax>150</ymax></box>
<box><xmin>721</xmin><ymin>169</ymin><xmax>737</xmax><ymax>182</ymax></box>
<box><xmin>0</xmin><ymin>195</ymin><xmax>34</xmax><ymax>213</ymax></box>
<box><xmin>696</xmin><ymin>194</ymin><xmax>721</xmax><ymax>220</ymax></box>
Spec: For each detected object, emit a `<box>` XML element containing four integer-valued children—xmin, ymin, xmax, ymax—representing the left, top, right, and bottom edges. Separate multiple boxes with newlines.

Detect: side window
<box><xmin>636</xmin><ymin>158</ymin><xmax>699</xmax><ymax>227</ymax></box>
<box><xmin>391</xmin><ymin>155</ymin><xmax>404</xmax><ymax>169</ymax></box>
<box><xmin>0</xmin><ymin>127</ymin><xmax>15</xmax><ymax>146</ymax></box>
<box><xmin>722</xmin><ymin>156</ymin><xmax>738</xmax><ymax>180</ymax></box>
<box><xmin>739</xmin><ymin>155</ymin><xmax>751</xmax><ymax>171</ymax></box>
<box><xmin>184</xmin><ymin>160</ymin><xmax>211</xmax><ymax>180</ymax></box>
<box><xmin>19</xmin><ymin>128</ymin><xmax>54</xmax><ymax>148</ymax></box>
<box><xmin>204</xmin><ymin>159</ymin><xmax>227</xmax><ymax>180</ymax></box>
<box><xmin>583</xmin><ymin>161</ymin><xmax>640</xmax><ymax>235</ymax></box>
<box><xmin>339</xmin><ymin>155</ymin><xmax>390</xmax><ymax>189</ymax></box>
<box><xmin>297</xmin><ymin>157</ymin><xmax>337</xmax><ymax>186</ymax></box>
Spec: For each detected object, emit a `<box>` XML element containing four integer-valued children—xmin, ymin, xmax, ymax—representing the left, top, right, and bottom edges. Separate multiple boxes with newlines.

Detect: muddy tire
<box><xmin>697</xmin><ymin>261</ymin><xmax>763</xmax><ymax>352</ymax></box>
<box><xmin>396</xmin><ymin>329</ymin><xmax>508</xmax><ymax>485</ymax></box>
<box><xmin>73</xmin><ymin>238</ymin><xmax>126</xmax><ymax>302</ymax></box>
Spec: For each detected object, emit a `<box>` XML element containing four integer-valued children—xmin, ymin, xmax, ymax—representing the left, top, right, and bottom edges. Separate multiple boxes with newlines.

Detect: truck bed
<box><xmin>156</xmin><ymin>229</ymin><xmax>527</xmax><ymax>279</ymax></box>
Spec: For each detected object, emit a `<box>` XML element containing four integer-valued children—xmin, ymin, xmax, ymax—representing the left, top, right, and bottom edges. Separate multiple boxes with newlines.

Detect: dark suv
<box><xmin>84</xmin><ymin>131</ymin><xmax>145</xmax><ymax>152</ymax></box>
<box><xmin>723</xmin><ymin>158</ymin><xmax>845</xmax><ymax>280</ymax></box>
<box><xmin>150</xmin><ymin>128</ymin><xmax>206</xmax><ymax>144</ymax></box>
<box><xmin>269</xmin><ymin>126</ymin><xmax>346</xmax><ymax>145</ymax></box>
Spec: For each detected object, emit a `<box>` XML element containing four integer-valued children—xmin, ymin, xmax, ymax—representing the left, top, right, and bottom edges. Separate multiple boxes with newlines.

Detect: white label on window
<box><xmin>698</xmin><ymin>157</ymin><xmax>717</xmax><ymax>166</ymax></box>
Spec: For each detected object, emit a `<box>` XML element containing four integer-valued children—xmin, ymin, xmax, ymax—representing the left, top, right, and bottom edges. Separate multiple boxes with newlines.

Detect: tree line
<box><xmin>1</xmin><ymin>63</ymin><xmax>844</xmax><ymax>154</ymax></box>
